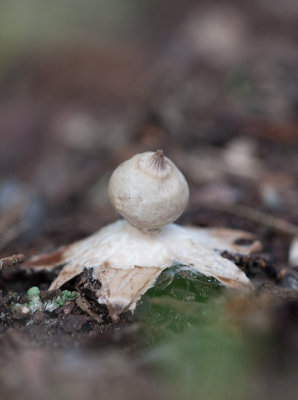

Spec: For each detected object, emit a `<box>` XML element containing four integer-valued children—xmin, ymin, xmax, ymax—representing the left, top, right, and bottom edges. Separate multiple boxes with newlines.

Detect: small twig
<box><xmin>204</xmin><ymin>202</ymin><xmax>298</xmax><ymax>237</ymax></box>
<box><xmin>0</xmin><ymin>254</ymin><xmax>25</xmax><ymax>270</ymax></box>
<box><xmin>75</xmin><ymin>294</ymin><xmax>103</xmax><ymax>323</ymax></box>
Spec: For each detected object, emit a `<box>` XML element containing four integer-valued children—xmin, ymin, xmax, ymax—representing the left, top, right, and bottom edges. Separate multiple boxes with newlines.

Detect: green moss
<box><xmin>61</xmin><ymin>290</ymin><xmax>77</xmax><ymax>301</ymax></box>
<box><xmin>27</xmin><ymin>286</ymin><xmax>40</xmax><ymax>298</ymax></box>
<box><xmin>44</xmin><ymin>290</ymin><xmax>77</xmax><ymax>312</ymax></box>
<box><xmin>11</xmin><ymin>287</ymin><xmax>78</xmax><ymax>313</ymax></box>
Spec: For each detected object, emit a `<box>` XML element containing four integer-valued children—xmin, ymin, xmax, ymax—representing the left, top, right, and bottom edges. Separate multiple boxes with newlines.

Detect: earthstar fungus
<box><xmin>26</xmin><ymin>150</ymin><xmax>261</xmax><ymax>319</ymax></box>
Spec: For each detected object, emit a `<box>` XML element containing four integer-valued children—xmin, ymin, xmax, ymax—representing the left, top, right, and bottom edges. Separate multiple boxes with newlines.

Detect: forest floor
<box><xmin>1</xmin><ymin>1</ymin><xmax>298</xmax><ymax>399</ymax></box>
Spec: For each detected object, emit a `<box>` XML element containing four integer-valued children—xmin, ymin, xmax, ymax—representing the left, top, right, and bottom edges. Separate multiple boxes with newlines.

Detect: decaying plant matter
<box><xmin>25</xmin><ymin>150</ymin><xmax>261</xmax><ymax>319</ymax></box>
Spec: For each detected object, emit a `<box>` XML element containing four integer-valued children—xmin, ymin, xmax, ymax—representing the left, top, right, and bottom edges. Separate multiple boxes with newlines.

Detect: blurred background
<box><xmin>1</xmin><ymin>0</ymin><xmax>298</xmax><ymax>245</ymax></box>
<box><xmin>1</xmin><ymin>1</ymin><xmax>298</xmax><ymax>399</ymax></box>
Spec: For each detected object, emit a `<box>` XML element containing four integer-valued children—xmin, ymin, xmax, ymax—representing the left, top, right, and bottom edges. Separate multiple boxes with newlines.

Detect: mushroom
<box><xmin>26</xmin><ymin>150</ymin><xmax>261</xmax><ymax>319</ymax></box>
<box><xmin>109</xmin><ymin>150</ymin><xmax>189</xmax><ymax>231</ymax></box>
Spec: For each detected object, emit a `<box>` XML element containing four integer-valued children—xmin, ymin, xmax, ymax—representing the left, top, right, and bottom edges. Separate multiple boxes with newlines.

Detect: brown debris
<box><xmin>257</xmin><ymin>283</ymin><xmax>298</xmax><ymax>304</ymax></box>
<box><xmin>25</xmin><ymin>247</ymin><xmax>66</xmax><ymax>269</ymax></box>
<box><xmin>75</xmin><ymin>295</ymin><xmax>103</xmax><ymax>324</ymax></box>
<box><xmin>205</xmin><ymin>202</ymin><xmax>298</xmax><ymax>237</ymax></box>
<box><xmin>0</xmin><ymin>254</ymin><xmax>25</xmax><ymax>270</ymax></box>
<box><xmin>221</xmin><ymin>251</ymin><xmax>278</xmax><ymax>280</ymax></box>
<box><xmin>60</xmin><ymin>314</ymin><xmax>90</xmax><ymax>333</ymax></box>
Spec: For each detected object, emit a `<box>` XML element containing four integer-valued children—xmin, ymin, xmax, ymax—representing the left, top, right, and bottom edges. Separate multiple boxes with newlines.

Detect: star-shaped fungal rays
<box><xmin>25</xmin><ymin>219</ymin><xmax>261</xmax><ymax>320</ymax></box>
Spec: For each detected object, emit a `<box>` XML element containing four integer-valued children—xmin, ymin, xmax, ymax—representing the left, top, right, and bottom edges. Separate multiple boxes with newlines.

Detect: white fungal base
<box><xmin>26</xmin><ymin>219</ymin><xmax>261</xmax><ymax>320</ymax></box>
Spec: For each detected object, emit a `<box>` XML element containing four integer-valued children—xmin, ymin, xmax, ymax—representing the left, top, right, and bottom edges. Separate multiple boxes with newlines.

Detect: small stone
<box><xmin>11</xmin><ymin>304</ymin><xmax>31</xmax><ymax>319</ymax></box>
<box><xmin>61</xmin><ymin>314</ymin><xmax>89</xmax><ymax>333</ymax></box>
<box><xmin>63</xmin><ymin>301</ymin><xmax>75</xmax><ymax>315</ymax></box>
